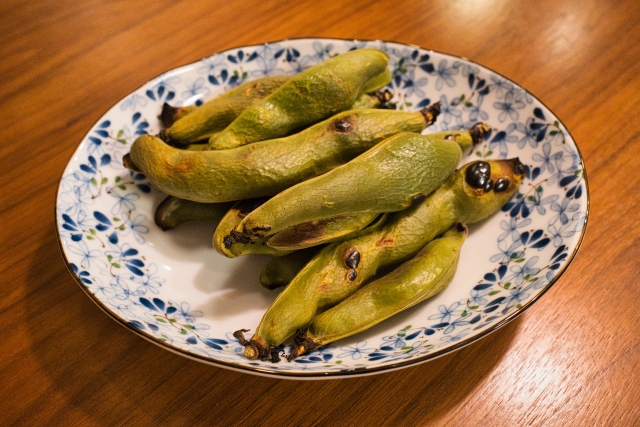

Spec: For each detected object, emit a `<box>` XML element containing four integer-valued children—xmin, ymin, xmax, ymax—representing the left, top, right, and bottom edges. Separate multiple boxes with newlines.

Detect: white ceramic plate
<box><xmin>56</xmin><ymin>38</ymin><xmax>588</xmax><ymax>379</ymax></box>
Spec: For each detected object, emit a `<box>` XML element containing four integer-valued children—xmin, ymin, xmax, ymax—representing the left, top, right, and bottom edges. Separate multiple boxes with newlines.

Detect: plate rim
<box><xmin>55</xmin><ymin>36</ymin><xmax>590</xmax><ymax>379</ymax></box>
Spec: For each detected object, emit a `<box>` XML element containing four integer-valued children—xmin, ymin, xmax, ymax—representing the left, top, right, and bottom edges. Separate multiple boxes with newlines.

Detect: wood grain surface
<box><xmin>1</xmin><ymin>0</ymin><xmax>639</xmax><ymax>425</ymax></box>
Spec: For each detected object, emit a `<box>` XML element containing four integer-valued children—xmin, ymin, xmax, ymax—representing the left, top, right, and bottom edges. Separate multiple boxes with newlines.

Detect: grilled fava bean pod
<box><xmin>129</xmin><ymin>107</ymin><xmax>438</xmax><ymax>203</ymax></box>
<box><xmin>162</xmin><ymin>79</ymin><xmax>391</xmax><ymax>145</ymax></box>
<box><xmin>213</xmin><ymin>199</ymin><xmax>380</xmax><ymax>258</ymax></box>
<box><xmin>234</xmin><ymin>158</ymin><xmax>525</xmax><ymax>361</ymax></box>
<box><xmin>164</xmin><ymin>76</ymin><xmax>291</xmax><ymax>145</ymax></box>
<box><xmin>154</xmin><ymin>196</ymin><xmax>233</xmax><ymax>231</ymax></box>
<box><xmin>234</xmin><ymin>131</ymin><xmax>463</xmax><ymax>240</ymax></box>
<box><xmin>207</xmin><ymin>48</ymin><xmax>391</xmax><ymax>149</ymax></box>
<box><xmin>288</xmin><ymin>224</ymin><xmax>467</xmax><ymax>360</ymax></box>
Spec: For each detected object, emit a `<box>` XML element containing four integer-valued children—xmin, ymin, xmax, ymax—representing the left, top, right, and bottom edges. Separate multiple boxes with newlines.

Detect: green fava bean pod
<box><xmin>233</xmin><ymin>158</ymin><xmax>525</xmax><ymax>362</ymax></box>
<box><xmin>288</xmin><ymin>224</ymin><xmax>467</xmax><ymax>360</ymax></box>
<box><xmin>154</xmin><ymin>196</ymin><xmax>233</xmax><ymax>231</ymax></box>
<box><xmin>129</xmin><ymin>107</ymin><xmax>436</xmax><ymax>203</ymax></box>
<box><xmin>164</xmin><ymin>76</ymin><xmax>291</xmax><ymax>144</ymax></box>
<box><xmin>235</xmin><ymin>131</ymin><xmax>463</xmax><ymax>239</ymax></box>
<box><xmin>208</xmin><ymin>48</ymin><xmax>391</xmax><ymax>150</ymax></box>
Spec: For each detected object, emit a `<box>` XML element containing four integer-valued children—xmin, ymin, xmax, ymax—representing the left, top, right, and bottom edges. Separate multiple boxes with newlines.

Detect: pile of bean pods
<box><xmin>126</xmin><ymin>48</ymin><xmax>526</xmax><ymax>363</ymax></box>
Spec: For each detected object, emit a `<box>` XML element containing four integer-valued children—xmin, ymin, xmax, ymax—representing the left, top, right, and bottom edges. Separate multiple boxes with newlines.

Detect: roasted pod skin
<box><xmin>208</xmin><ymin>48</ymin><xmax>391</xmax><ymax>149</ymax></box>
<box><xmin>165</xmin><ymin>76</ymin><xmax>291</xmax><ymax>144</ymax></box>
<box><xmin>234</xmin><ymin>131</ymin><xmax>463</xmax><ymax>240</ymax></box>
<box><xmin>234</xmin><ymin>158</ymin><xmax>525</xmax><ymax>361</ymax></box>
<box><xmin>288</xmin><ymin>224</ymin><xmax>467</xmax><ymax>360</ymax></box>
<box><xmin>129</xmin><ymin>108</ymin><xmax>434</xmax><ymax>203</ymax></box>
<box><xmin>213</xmin><ymin>200</ymin><xmax>380</xmax><ymax>258</ymax></box>
<box><xmin>164</xmin><ymin>77</ymin><xmax>392</xmax><ymax>146</ymax></box>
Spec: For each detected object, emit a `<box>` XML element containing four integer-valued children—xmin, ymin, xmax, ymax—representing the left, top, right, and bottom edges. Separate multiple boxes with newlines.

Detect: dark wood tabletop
<box><xmin>2</xmin><ymin>0</ymin><xmax>639</xmax><ymax>425</ymax></box>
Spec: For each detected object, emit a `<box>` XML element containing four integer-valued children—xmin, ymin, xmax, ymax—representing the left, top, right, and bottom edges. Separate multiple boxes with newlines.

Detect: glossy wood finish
<box><xmin>1</xmin><ymin>0</ymin><xmax>639</xmax><ymax>425</ymax></box>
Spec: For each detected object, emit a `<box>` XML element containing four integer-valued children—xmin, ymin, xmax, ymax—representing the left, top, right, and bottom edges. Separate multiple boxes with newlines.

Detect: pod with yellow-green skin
<box><xmin>234</xmin><ymin>131</ymin><xmax>464</xmax><ymax>240</ymax></box>
<box><xmin>288</xmin><ymin>223</ymin><xmax>467</xmax><ymax>361</ymax></box>
<box><xmin>161</xmin><ymin>87</ymin><xmax>394</xmax><ymax>149</ymax></box>
<box><xmin>154</xmin><ymin>196</ymin><xmax>233</xmax><ymax>231</ymax></box>
<box><xmin>214</xmin><ymin>198</ymin><xmax>381</xmax><ymax>258</ymax></box>
<box><xmin>207</xmin><ymin>48</ymin><xmax>391</xmax><ymax>150</ymax></box>
<box><xmin>233</xmin><ymin>158</ymin><xmax>525</xmax><ymax>362</ymax></box>
<box><xmin>129</xmin><ymin>106</ymin><xmax>440</xmax><ymax>203</ymax></box>
<box><xmin>164</xmin><ymin>76</ymin><xmax>291</xmax><ymax>144</ymax></box>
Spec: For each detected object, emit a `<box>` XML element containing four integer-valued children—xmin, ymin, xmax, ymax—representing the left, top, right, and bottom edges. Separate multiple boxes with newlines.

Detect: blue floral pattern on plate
<box><xmin>56</xmin><ymin>38</ymin><xmax>588</xmax><ymax>379</ymax></box>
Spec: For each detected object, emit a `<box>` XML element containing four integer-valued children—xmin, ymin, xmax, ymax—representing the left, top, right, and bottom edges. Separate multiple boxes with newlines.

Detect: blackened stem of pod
<box><xmin>419</xmin><ymin>102</ymin><xmax>441</xmax><ymax>126</ymax></box>
<box><xmin>374</xmin><ymin>88</ymin><xmax>396</xmax><ymax>109</ymax></box>
<box><xmin>469</xmin><ymin>122</ymin><xmax>491</xmax><ymax>146</ymax></box>
<box><xmin>287</xmin><ymin>329</ymin><xmax>318</xmax><ymax>362</ymax></box>
<box><xmin>233</xmin><ymin>329</ymin><xmax>281</xmax><ymax>363</ymax></box>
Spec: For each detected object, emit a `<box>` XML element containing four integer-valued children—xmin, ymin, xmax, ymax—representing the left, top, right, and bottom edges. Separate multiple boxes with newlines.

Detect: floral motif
<box><xmin>56</xmin><ymin>38</ymin><xmax>588</xmax><ymax>377</ymax></box>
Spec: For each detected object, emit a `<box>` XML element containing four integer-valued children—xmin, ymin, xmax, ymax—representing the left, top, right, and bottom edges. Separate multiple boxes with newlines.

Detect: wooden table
<box><xmin>2</xmin><ymin>0</ymin><xmax>639</xmax><ymax>425</ymax></box>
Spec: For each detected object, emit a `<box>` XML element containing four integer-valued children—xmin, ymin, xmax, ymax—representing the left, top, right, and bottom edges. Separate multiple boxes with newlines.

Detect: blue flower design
<box><xmin>181</xmin><ymin>77</ymin><xmax>210</xmax><ymax>104</ymax></box>
<box><xmin>120</xmin><ymin>93</ymin><xmax>147</xmax><ymax>111</ymax></box>
<box><xmin>488</xmin><ymin>74</ymin><xmax>514</xmax><ymax>98</ymax></box>
<box><xmin>498</xmin><ymin>217</ymin><xmax>532</xmax><ymax>242</ymax></box>
<box><xmin>549</xmin><ymin>197</ymin><xmax>580</xmax><ymax>226</ymax></box>
<box><xmin>443</xmin><ymin>315</ymin><xmax>471</xmax><ymax>334</ymax></box>
<box><xmin>435</xmin><ymin>59</ymin><xmax>458</xmax><ymax>90</ymax></box>
<box><xmin>504</xmin><ymin>283</ymin><xmax>534</xmax><ymax>308</ymax></box>
<box><xmin>493</xmin><ymin>90</ymin><xmax>526</xmax><ymax>122</ymax></box>
<box><xmin>109</xmin><ymin>190</ymin><xmax>140</xmax><ymax>215</ymax></box>
<box><xmin>124</xmin><ymin>212</ymin><xmax>149</xmax><ymax>244</ymax></box>
<box><xmin>198</xmin><ymin>54</ymin><xmax>228</xmax><ymax>75</ymax></box>
<box><xmin>439</xmin><ymin>328</ymin><xmax>471</xmax><ymax>345</ymax></box>
<box><xmin>469</xmin><ymin>288</ymin><xmax>491</xmax><ymax>306</ymax></box>
<box><xmin>337</xmin><ymin>341</ymin><xmax>374</xmax><ymax>360</ymax></box>
<box><xmin>506</xmin><ymin>118</ymin><xmax>540</xmax><ymax>149</ymax></box>
<box><xmin>68</xmin><ymin>240</ymin><xmax>106</xmax><ymax>269</ymax></box>
<box><xmin>464</xmin><ymin>94</ymin><xmax>489</xmax><ymax>126</ymax></box>
<box><xmin>508</xmin><ymin>256</ymin><xmax>540</xmax><ymax>285</ymax></box>
<box><xmin>532</xmin><ymin>142</ymin><xmax>563</xmax><ymax>174</ymax></box>
<box><xmin>438</xmin><ymin>95</ymin><xmax>463</xmax><ymax>130</ymax></box>
<box><xmin>428</xmin><ymin>302</ymin><xmax>463</xmax><ymax>323</ymax></box>
<box><xmin>173</xmin><ymin>302</ymin><xmax>204</xmax><ymax>324</ymax></box>
<box><xmin>490</xmin><ymin>239</ymin><xmax>525</xmax><ymax>263</ymax></box>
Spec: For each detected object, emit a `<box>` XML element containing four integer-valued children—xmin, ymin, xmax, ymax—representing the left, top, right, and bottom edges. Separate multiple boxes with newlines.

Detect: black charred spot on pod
<box><xmin>420</xmin><ymin>102</ymin><xmax>441</xmax><ymax>125</ymax></box>
<box><xmin>238</xmin><ymin>198</ymin><xmax>268</xmax><ymax>218</ymax></box>
<box><xmin>444</xmin><ymin>133</ymin><xmax>461</xmax><ymax>141</ymax></box>
<box><xmin>483</xmin><ymin>179</ymin><xmax>494</xmax><ymax>193</ymax></box>
<box><xmin>455</xmin><ymin>223</ymin><xmax>467</xmax><ymax>233</ymax></box>
<box><xmin>513</xmin><ymin>157</ymin><xmax>526</xmax><ymax>176</ymax></box>
<box><xmin>411</xmin><ymin>194</ymin><xmax>426</xmax><ymax>206</ymax></box>
<box><xmin>344</xmin><ymin>249</ymin><xmax>360</xmax><ymax>269</ymax></box>
<box><xmin>469</xmin><ymin>123</ymin><xmax>491</xmax><ymax>146</ymax></box>
<box><xmin>332</xmin><ymin>117</ymin><xmax>355</xmax><ymax>133</ymax></box>
<box><xmin>223</xmin><ymin>230</ymin><xmax>252</xmax><ymax>248</ymax></box>
<box><xmin>494</xmin><ymin>178</ymin><xmax>510</xmax><ymax>193</ymax></box>
<box><xmin>465</xmin><ymin>161</ymin><xmax>491</xmax><ymax>189</ymax></box>
<box><xmin>251</xmin><ymin>225</ymin><xmax>272</xmax><ymax>233</ymax></box>
<box><xmin>347</xmin><ymin>269</ymin><xmax>358</xmax><ymax>281</ymax></box>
